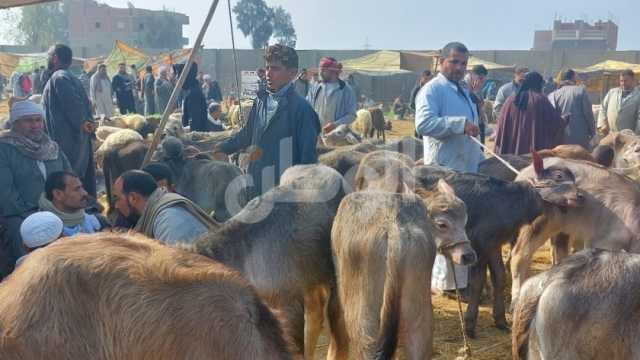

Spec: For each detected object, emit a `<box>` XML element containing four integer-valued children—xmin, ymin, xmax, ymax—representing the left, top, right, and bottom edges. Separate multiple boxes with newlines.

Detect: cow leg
<box><xmin>551</xmin><ymin>233</ymin><xmax>570</xmax><ymax>265</ymax></box>
<box><xmin>326</xmin><ymin>287</ymin><xmax>349</xmax><ymax>360</ymax></box>
<box><xmin>281</xmin><ymin>300</ymin><xmax>305</xmax><ymax>356</ymax></box>
<box><xmin>464</xmin><ymin>258</ymin><xmax>488</xmax><ymax>338</ymax></box>
<box><xmin>304</xmin><ymin>286</ymin><xmax>328</xmax><ymax>359</ymax></box>
<box><xmin>488</xmin><ymin>249</ymin><xmax>508</xmax><ymax>330</ymax></box>
<box><xmin>510</xmin><ymin>215</ymin><xmax>557</xmax><ymax>308</ymax></box>
<box><xmin>402</xmin><ymin>295</ymin><xmax>433</xmax><ymax>360</ymax></box>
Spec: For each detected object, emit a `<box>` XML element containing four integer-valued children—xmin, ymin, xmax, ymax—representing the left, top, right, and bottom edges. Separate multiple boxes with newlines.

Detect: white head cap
<box><xmin>20</xmin><ymin>211</ymin><xmax>63</xmax><ymax>249</ymax></box>
<box><xmin>9</xmin><ymin>100</ymin><xmax>44</xmax><ymax>127</ymax></box>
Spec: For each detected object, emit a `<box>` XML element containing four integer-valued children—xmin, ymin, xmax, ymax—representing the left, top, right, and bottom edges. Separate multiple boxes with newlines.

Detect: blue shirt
<box><xmin>415</xmin><ymin>73</ymin><xmax>484</xmax><ymax>172</ymax></box>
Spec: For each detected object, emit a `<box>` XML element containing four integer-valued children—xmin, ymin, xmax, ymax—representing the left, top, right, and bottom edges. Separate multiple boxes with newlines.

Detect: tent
<box><xmin>94</xmin><ymin>41</ymin><xmax>196</xmax><ymax>78</ymax></box>
<box><xmin>566</xmin><ymin>60</ymin><xmax>640</xmax><ymax>104</ymax></box>
<box><xmin>0</xmin><ymin>0</ymin><xmax>58</xmax><ymax>9</ymax></box>
<box><xmin>341</xmin><ymin>51</ymin><xmax>414</xmax><ymax>76</ymax></box>
<box><xmin>101</xmin><ymin>41</ymin><xmax>150</xmax><ymax>77</ymax></box>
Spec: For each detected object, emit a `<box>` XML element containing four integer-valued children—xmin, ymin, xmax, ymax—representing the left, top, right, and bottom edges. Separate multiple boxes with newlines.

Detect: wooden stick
<box><xmin>142</xmin><ymin>0</ymin><xmax>221</xmax><ymax>167</ymax></box>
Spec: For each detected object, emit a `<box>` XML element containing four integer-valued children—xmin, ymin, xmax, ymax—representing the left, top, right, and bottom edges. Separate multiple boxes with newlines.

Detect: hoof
<box><xmin>495</xmin><ymin>322</ymin><xmax>510</xmax><ymax>331</ymax></box>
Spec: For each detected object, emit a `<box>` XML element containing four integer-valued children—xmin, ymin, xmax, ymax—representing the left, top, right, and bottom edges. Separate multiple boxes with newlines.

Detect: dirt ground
<box><xmin>1</xmin><ymin>101</ymin><xmax>553</xmax><ymax>359</ymax></box>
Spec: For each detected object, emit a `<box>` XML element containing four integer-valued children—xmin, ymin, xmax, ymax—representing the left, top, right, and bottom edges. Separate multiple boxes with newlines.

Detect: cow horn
<box><xmin>532</xmin><ymin>150</ymin><xmax>544</xmax><ymax>177</ymax></box>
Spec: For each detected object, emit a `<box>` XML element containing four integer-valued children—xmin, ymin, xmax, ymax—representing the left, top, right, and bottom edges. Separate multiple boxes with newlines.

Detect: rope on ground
<box><xmin>470</xmin><ymin>136</ymin><xmax>521</xmax><ymax>177</ymax></box>
<box><xmin>449</xmin><ymin>257</ymin><xmax>473</xmax><ymax>360</ymax></box>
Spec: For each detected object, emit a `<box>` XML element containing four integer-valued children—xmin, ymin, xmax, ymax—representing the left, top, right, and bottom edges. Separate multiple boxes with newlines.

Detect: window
<box><xmin>95</xmin><ymin>22</ymin><xmax>101</xmax><ymax>29</ymax></box>
<box><xmin>116</xmin><ymin>21</ymin><xmax>125</xmax><ymax>30</ymax></box>
<box><xmin>138</xmin><ymin>23</ymin><xmax>144</xmax><ymax>30</ymax></box>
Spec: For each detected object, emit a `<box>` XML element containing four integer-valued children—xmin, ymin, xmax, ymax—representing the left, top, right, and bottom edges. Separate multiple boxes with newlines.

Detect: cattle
<box><xmin>370</xmin><ymin>107</ymin><xmax>387</xmax><ymax>142</ymax></box>
<box><xmin>102</xmin><ymin>140</ymin><xmax>149</xmax><ymax>215</ymax></box>
<box><xmin>413</xmin><ymin>153</ymin><xmax>584</xmax><ymax>338</ymax></box>
<box><xmin>513</xmin><ymin>249</ymin><xmax>640</xmax><ymax>360</ymax></box>
<box><xmin>598</xmin><ymin>130</ymin><xmax>640</xmax><ymax>180</ymax></box>
<box><xmin>377</xmin><ymin>137</ymin><xmax>424</xmax><ymax>161</ymax></box>
<box><xmin>330</xmin><ymin>185</ymin><xmax>476</xmax><ymax>359</ymax></box>
<box><xmin>95</xmin><ymin>129</ymin><xmax>144</xmax><ymax>167</ymax></box>
<box><xmin>192</xmin><ymin>164</ymin><xmax>346</xmax><ymax>357</ymax></box>
<box><xmin>352</xmin><ymin>109</ymin><xmax>373</xmax><ymax>138</ymax></box>
<box><xmin>164</xmin><ymin>117</ymin><xmax>235</xmax><ymax>153</ymax></box>
<box><xmin>0</xmin><ymin>233</ymin><xmax>293</xmax><ymax>359</ymax></box>
<box><xmin>354</xmin><ymin>150</ymin><xmax>415</xmax><ymax>193</ymax></box>
<box><xmin>158</xmin><ymin>137</ymin><xmax>248</xmax><ymax>222</ymax></box>
<box><xmin>511</xmin><ymin>157</ymin><xmax>640</xmax><ymax>307</ymax></box>
<box><xmin>322</xmin><ymin>124</ymin><xmax>362</xmax><ymax>147</ymax></box>
<box><xmin>478</xmin><ymin>144</ymin><xmax>604</xmax><ymax>182</ymax></box>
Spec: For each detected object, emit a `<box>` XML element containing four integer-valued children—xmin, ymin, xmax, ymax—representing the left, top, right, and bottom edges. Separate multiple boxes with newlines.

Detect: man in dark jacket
<box><xmin>41</xmin><ymin>44</ymin><xmax>96</xmax><ymax>198</ymax></box>
<box><xmin>213</xmin><ymin>44</ymin><xmax>321</xmax><ymax>199</ymax></box>
<box><xmin>203</xmin><ymin>74</ymin><xmax>223</xmax><ymax>103</ymax></box>
<box><xmin>112</xmin><ymin>63</ymin><xmax>137</xmax><ymax>115</ymax></box>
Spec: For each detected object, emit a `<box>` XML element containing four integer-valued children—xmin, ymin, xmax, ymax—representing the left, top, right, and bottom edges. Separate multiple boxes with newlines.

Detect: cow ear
<box><xmin>532</xmin><ymin>151</ymin><xmax>544</xmax><ymax>177</ymax></box>
<box><xmin>437</xmin><ymin>179</ymin><xmax>455</xmax><ymax>197</ymax></box>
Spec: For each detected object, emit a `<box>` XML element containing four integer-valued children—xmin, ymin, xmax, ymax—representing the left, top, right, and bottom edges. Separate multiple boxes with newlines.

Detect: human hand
<box><xmin>464</xmin><ymin>121</ymin><xmax>479</xmax><ymax>137</ymax></box>
<box><xmin>247</xmin><ymin>146</ymin><xmax>263</xmax><ymax>162</ymax></box>
<box><xmin>83</xmin><ymin>122</ymin><xmax>96</xmax><ymax>134</ymax></box>
<box><xmin>598</xmin><ymin>124</ymin><xmax>610</xmax><ymax>136</ymax></box>
<box><xmin>323</xmin><ymin>122</ymin><xmax>337</xmax><ymax>134</ymax></box>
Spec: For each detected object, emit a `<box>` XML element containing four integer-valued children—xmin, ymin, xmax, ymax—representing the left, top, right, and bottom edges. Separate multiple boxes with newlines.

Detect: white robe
<box><xmin>90</xmin><ymin>75</ymin><xmax>114</xmax><ymax>118</ymax></box>
<box><xmin>431</xmin><ymin>254</ymin><xmax>468</xmax><ymax>291</ymax></box>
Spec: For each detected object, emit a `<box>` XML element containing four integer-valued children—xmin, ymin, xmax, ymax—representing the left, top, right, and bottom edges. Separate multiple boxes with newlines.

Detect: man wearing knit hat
<box><xmin>307</xmin><ymin>57</ymin><xmax>357</xmax><ymax>133</ymax></box>
<box><xmin>0</xmin><ymin>100</ymin><xmax>70</xmax><ymax>264</ymax></box>
<box><xmin>15</xmin><ymin>211</ymin><xmax>63</xmax><ymax>267</ymax></box>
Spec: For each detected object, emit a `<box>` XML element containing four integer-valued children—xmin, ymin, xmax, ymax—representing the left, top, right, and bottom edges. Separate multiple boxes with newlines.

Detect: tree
<box><xmin>17</xmin><ymin>2</ymin><xmax>68</xmax><ymax>49</ymax></box>
<box><xmin>271</xmin><ymin>6</ymin><xmax>296</xmax><ymax>48</ymax></box>
<box><xmin>233</xmin><ymin>0</ymin><xmax>274</xmax><ymax>50</ymax></box>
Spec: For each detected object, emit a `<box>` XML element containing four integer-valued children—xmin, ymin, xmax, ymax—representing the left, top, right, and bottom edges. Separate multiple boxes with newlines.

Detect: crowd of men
<box><xmin>0</xmin><ymin>43</ymin><xmax>361</xmax><ymax>277</ymax></box>
<box><xmin>3</xmin><ymin>39</ymin><xmax>639</xmax><ymax>295</ymax></box>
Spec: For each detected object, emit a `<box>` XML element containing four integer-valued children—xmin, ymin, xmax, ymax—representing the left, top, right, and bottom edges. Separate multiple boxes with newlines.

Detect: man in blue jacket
<box><xmin>213</xmin><ymin>44</ymin><xmax>321</xmax><ymax>199</ymax></box>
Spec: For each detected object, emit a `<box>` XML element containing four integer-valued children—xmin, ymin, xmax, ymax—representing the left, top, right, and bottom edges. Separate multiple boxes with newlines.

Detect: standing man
<box><xmin>155</xmin><ymin>67</ymin><xmax>174</xmax><ymax>115</ymax></box>
<box><xmin>142</xmin><ymin>66</ymin><xmax>156</xmax><ymax>116</ymax></box>
<box><xmin>0</xmin><ymin>100</ymin><xmax>71</xmax><ymax>264</ymax></box>
<box><xmin>597</xmin><ymin>69</ymin><xmax>640</xmax><ymax>135</ymax></box>
<box><xmin>493</xmin><ymin>65</ymin><xmax>528</xmax><ymax>119</ymax></box>
<box><xmin>307</xmin><ymin>57</ymin><xmax>357</xmax><ymax>133</ymax></box>
<box><xmin>415</xmin><ymin>42</ymin><xmax>484</xmax><ymax>294</ymax></box>
<box><xmin>548</xmin><ymin>69</ymin><xmax>595</xmax><ymax>148</ymax></box>
<box><xmin>202</xmin><ymin>74</ymin><xmax>223</xmax><ymax>103</ymax></box>
<box><xmin>213</xmin><ymin>44</ymin><xmax>321</xmax><ymax>199</ymax></box>
<box><xmin>175</xmin><ymin>63</ymin><xmax>208</xmax><ymax>132</ymax></box>
<box><xmin>31</xmin><ymin>68</ymin><xmax>42</xmax><ymax>95</ymax></box>
<box><xmin>294</xmin><ymin>68</ymin><xmax>310</xmax><ymax>98</ymax></box>
<box><xmin>42</xmin><ymin>44</ymin><xmax>96</xmax><ymax>198</ymax></box>
<box><xmin>90</xmin><ymin>64</ymin><xmax>114</xmax><ymax>118</ymax></box>
<box><xmin>464</xmin><ymin>64</ymin><xmax>488</xmax><ymax>143</ymax></box>
<box><xmin>112</xmin><ymin>63</ymin><xmax>137</xmax><ymax>115</ymax></box>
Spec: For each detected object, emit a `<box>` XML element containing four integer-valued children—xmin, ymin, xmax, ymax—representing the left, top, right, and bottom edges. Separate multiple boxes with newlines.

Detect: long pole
<box><xmin>227</xmin><ymin>0</ymin><xmax>244</xmax><ymax>124</ymax></box>
<box><xmin>142</xmin><ymin>0</ymin><xmax>221</xmax><ymax>167</ymax></box>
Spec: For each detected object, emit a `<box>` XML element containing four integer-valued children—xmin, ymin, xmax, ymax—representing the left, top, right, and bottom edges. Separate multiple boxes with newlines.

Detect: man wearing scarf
<box><xmin>39</xmin><ymin>171</ymin><xmax>108</xmax><ymax>237</ymax></box>
<box><xmin>0</xmin><ymin>99</ymin><xmax>71</xmax><ymax>264</ymax></box>
<box><xmin>494</xmin><ymin>71</ymin><xmax>567</xmax><ymax>155</ymax></box>
<box><xmin>213</xmin><ymin>44</ymin><xmax>321</xmax><ymax>199</ymax></box>
<box><xmin>307</xmin><ymin>57</ymin><xmax>357</xmax><ymax>134</ymax></box>
<box><xmin>90</xmin><ymin>64</ymin><xmax>114</xmax><ymax>118</ymax></box>
<box><xmin>42</xmin><ymin>44</ymin><xmax>97</xmax><ymax>198</ymax></box>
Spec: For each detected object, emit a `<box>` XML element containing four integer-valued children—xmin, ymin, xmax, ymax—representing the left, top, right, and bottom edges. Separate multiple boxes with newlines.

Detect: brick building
<box><xmin>533</xmin><ymin>20</ymin><xmax>618</xmax><ymax>51</ymax></box>
<box><xmin>65</xmin><ymin>0</ymin><xmax>189</xmax><ymax>58</ymax></box>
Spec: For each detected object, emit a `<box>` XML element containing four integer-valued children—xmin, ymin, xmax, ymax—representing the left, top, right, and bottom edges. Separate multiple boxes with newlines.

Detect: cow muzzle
<box><xmin>441</xmin><ymin>241</ymin><xmax>477</xmax><ymax>266</ymax></box>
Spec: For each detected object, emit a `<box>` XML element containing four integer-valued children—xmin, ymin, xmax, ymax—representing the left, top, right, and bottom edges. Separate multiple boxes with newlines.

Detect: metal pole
<box><xmin>227</xmin><ymin>0</ymin><xmax>244</xmax><ymax>125</ymax></box>
<box><xmin>142</xmin><ymin>0</ymin><xmax>222</xmax><ymax>167</ymax></box>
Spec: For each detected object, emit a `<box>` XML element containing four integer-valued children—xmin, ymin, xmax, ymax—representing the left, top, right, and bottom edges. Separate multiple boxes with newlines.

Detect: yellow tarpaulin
<box><xmin>342</xmin><ymin>51</ymin><xmax>412</xmax><ymax>75</ymax></box>
<box><xmin>102</xmin><ymin>41</ymin><xmax>150</xmax><ymax>78</ymax></box>
<box><xmin>0</xmin><ymin>53</ymin><xmax>20</xmax><ymax>78</ymax></box>
<box><xmin>467</xmin><ymin>56</ymin><xmax>514</xmax><ymax>71</ymax></box>
<box><xmin>560</xmin><ymin>60</ymin><xmax>640</xmax><ymax>102</ymax></box>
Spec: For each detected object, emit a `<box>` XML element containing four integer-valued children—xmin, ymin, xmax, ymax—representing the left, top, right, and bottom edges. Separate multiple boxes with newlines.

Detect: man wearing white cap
<box><xmin>15</xmin><ymin>211</ymin><xmax>63</xmax><ymax>267</ymax></box>
<box><xmin>0</xmin><ymin>99</ymin><xmax>71</xmax><ymax>264</ymax></box>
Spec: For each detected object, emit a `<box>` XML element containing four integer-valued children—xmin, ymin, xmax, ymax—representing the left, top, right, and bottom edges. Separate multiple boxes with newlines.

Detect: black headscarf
<box><xmin>514</xmin><ymin>71</ymin><xmax>544</xmax><ymax>111</ymax></box>
<box><xmin>173</xmin><ymin>62</ymin><xmax>199</xmax><ymax>90</ymax></box>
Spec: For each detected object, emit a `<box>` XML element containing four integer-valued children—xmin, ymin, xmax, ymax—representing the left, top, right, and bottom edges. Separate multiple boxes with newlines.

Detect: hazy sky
<box><xmin>4</xmin><ymin>0</ymin><xmax>640</xmax><ymax>50</ymax></box>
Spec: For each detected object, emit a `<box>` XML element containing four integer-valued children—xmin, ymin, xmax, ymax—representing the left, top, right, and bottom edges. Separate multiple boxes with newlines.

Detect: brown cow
<box><xmin>511</xmin><ymin>157</ymin><xmax>640</xmax><ymax>305</ymax></box>
<box><xmin>0</xmin><ymin>233</ymin><xmax>293</xmax><ymax>359</ymax></box>
<box><xmin>513</xmin><ymin>249</ymin><xmax>640</xmax><ymax>360</ymax></box>
<box><xmin>354</xmin><ymin>150</ymin><xmax>415</xmax><ymax>193</ymax></box>
<box><xmin>330</xmin><ymin>183</ymin><xmax>476</xmax><ymax>359</ymax></box>
<box><xmin>192</xmin><ymin>164</ymin><xmax>346</xmax><ymax>358</ymax></box>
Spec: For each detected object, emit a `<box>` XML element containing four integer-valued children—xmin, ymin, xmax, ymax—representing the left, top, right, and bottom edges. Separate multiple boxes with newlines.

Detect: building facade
<box><xmin>65</xmin><ymin>0</ymin><xmax>189</xmax><ymax>58</ymax></box>
<box><xmin>533</xmin><ymin>20</ymin><xmax>618</xmax><ymax>51</ymax></box>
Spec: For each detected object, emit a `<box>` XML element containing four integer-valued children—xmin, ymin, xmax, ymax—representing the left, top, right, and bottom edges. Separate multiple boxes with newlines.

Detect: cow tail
<box><xmin>512</xmin><ymin>282</ymin><xmax>545</xmax><ymax>360</ymax></box>
<box><xmin>373</xmin><ymin>231</ymin><xmax>403</xmax><ymax>360</ymax></box>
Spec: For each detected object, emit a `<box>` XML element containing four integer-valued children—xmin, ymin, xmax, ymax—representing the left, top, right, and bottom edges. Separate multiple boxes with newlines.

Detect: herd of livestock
<box><xmin>1</xmin><ymin>103</ymin><xmax>640</xmax><ymax>359</ymax></box>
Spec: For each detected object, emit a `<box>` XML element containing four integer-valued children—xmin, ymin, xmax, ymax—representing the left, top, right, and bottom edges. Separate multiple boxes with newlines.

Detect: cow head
<box><xmin>528</xmin><ymin>152</ymin><xmax>584</xmax><ymax>209</ymax></box>
<box><xmin>322</xmin><ymin>125</ymin><xmax>362</xmax><ymax>147</ymax></box>
<box><xmin>417</xmin><ymin>180</ymin><xmax>477</xmax><ymax>266</ymax></box>
<box><xmin>600</xmin><ymin>130</ymin><xmax>640</xmax><ymax>169</ymax></box>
